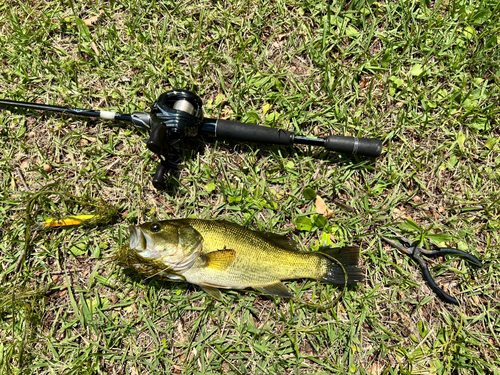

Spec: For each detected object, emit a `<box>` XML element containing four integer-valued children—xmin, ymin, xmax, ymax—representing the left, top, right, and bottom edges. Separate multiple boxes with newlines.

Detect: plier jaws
<box><xmin>381</xmin><ymin>230</ymin><xmax>483</xmax><ymax>305</ymax></box>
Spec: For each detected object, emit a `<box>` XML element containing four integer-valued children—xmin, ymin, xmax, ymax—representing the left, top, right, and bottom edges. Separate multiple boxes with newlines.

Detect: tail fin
<box><xmin>318</xmin><ymin>246</ymin><xmax>364</xmax><ymax>285</ymax></box>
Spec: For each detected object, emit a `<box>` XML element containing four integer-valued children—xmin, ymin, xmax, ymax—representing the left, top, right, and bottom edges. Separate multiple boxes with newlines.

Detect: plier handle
<box><xmin>381</xmin><ymin>230</ymin><xmax>483</xmax><ymax>305</ymax></box>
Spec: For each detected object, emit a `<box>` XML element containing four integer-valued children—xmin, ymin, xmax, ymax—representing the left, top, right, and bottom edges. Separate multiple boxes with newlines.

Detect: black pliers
<box><xmin>381</xmin><ymin>230</ymin><xmax>483</xmax><ymax>305</ymax></box>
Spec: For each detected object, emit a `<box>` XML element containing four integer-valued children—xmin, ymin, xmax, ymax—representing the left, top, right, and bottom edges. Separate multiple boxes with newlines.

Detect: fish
<box><xmin>119</xmin><ymin>219</ymin><xmax>363</xmax><ymax>299</ymax></box>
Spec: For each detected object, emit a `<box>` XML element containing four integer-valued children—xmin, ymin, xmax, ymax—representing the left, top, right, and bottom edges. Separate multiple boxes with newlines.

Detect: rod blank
<box><xmin>0</xmin><ymin>99</ymin><xmax>132</xmax><ymax>122</ymax></box>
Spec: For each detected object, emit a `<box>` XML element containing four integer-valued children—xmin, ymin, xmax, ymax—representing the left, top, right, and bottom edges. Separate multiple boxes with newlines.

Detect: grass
<box><xmin>0</xmin><ymin>0</ymin><xmax>499</xmax><ymax>374</ymax></box>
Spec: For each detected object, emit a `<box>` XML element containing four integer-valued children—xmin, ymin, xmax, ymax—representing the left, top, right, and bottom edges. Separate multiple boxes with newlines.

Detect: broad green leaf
<box><xmin>427</xmin><ymin>233</ymin><xmax>452</xmax><ymax>244</ymax></box>
<box><xmin>472</xmin><ymin>9</ymin><xmax>492</xmax><ymax>24</ymax></box>
<box><xmin>437</xmin><ymin>89</ymin><xmax>448</xmax><ymax>101</ymax></box>
<box><xmin>265</xmin><ymin>112</ymin><xmax>280</xmax><ymax>122</ymax></box>
<box><xmin>295</xmin><ymin>216</ymin><xmax>313</xmax><ymax>231</ymax></box>
<box><xmin>410</xmin><ymin>64</ymin><xmax>424</xmax><ymax>76</ymax></box>
<box><xmin>399</xmin><ymin>219</ymin><xmax>421</xmax><ymax>232</ymax></box>
<box><xmin>394</xmin><ymin>78</ymin><xmax>404</xmax><ymax>87</ymax></box>
<box><xmin>313</xmin><ymin>215</ymin><xmax>327</xmax><ymax>228</ymax></box>
<box><xmin>303</xmin><ymin>188</ymin><xmax>317</xmax><ymax>201</ymax></box>
<box><xmin>346</xmin><ymin>25</ymin><xmax>359</xmax><ymax>37</ymax></box>
<box><xmin>215</xmin><ymin>93</ymin><xmax>226</xmax><ymax>106</ymax></box>
<box><xmin>227</xmin><ymin>195</ymin><xmax>242</xmax><ymax>203</ymax></box>
<box><xmin>70</xmin><ymin>244</ymin><xmax>87</xmax><ymax>256</ymax></box>
<box><xmin>74</xmin><ymin>18</ymin><xmax>91</xmax><ymax>42</ymax></box>
<box><xmin>245</xmin><ymin>110</ymin><xmax>260</xmax><ymax>123</ymax></box>
<box><xmin>462</xmin><ymin>26</ymin><xmax>476</xmax><ymax>40</ymax></box>
<box><xmin>485</xmin><ymin>138</ymin><xmax>498</xmax><ymax>150</ymax></box>
<box><xmin>205</xmin><ymin>181</ymin><xmax>216</xmax><ymax>193</ymax></box>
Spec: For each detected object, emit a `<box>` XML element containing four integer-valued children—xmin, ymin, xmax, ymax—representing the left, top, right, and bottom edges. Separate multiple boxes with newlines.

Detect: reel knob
<box><xmin>152</xmin><ymin>163</ymin><xmax>168</xmax><ymax>190</ymax></box>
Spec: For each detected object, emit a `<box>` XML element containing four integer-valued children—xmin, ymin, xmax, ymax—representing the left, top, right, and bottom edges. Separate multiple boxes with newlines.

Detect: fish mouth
<box><xmin>129</xmin><ymin>226</ymin><xmax>156</xmax><ymax>258</ymax></box>
<box><xmin>129</xmin><ymin>226</ymin><xmax>144</xmax><ymax>250</ymax></box>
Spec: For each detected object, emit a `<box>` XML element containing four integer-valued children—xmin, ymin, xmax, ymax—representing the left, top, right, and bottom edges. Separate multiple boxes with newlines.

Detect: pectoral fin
<box><xmin>200</xmin><ymin>249</ymin><xmax>236</xmax><ymax>271</ymax></box>
<box><xmin>258</xmin><ymin>282</ymin><xmax>294</xmax><ymax>298</ymax></box>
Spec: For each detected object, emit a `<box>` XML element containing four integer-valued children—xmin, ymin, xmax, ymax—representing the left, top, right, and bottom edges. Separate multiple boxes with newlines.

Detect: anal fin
<box><xmin>200</xmin><ymin>284</ymin><xmax>224</xmax><ymax>300</ymax></box>
<box><xmin>258</xmin><ymin>282</ymin><xmax>294</xmax><ymax>298</ymax></box>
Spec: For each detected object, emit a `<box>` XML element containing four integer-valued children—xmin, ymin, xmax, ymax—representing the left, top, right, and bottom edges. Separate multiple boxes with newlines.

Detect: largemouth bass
<box><xmin>119</xmin><ymin>219</ymin><xmax>363</xmax><ymax>298</ymax></box>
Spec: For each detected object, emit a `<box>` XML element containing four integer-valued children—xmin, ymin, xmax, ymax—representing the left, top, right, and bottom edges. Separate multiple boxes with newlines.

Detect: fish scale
<box><xmin>185</xmin><ymin>220</ymin><xmax>326</xmax><ymax>284</ymax></box>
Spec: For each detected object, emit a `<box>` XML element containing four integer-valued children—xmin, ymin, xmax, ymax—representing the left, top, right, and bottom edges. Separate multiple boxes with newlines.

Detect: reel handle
<box><xmin>146</xmin><ymin>123</ymin><xmax>167</xmax><ymax>154</ymax></box>
<box><xmin>152</xmin><ymin>163</ymin><xmax>168</xmax><ymax>190</ymax></box>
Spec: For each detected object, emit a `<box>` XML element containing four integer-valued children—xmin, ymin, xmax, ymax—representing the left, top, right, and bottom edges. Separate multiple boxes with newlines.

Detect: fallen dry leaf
<box><xmin>20</xmin><ymin>159</ymin><xmax>29</xmax><ymax>170</ymax></box>
<box><xmin>83</xmin><ymin>10</ymin><xmax>104</xmax><ymax>28</ymax></box>
<box><xmin>368</xmin><ymin>362</ymin><xmax>383</xmax><ymax>375</ymax></box>
<box><xmin>315</xmin><ymin>195</ymin><xmax>335</xmax><ymax>218</ymax></box>
<box><xmin>90</xmin><ymin>41</ymin><xmax>100</xmax><ymax>56</ymax></box>
<box><xmin>43</xmin><ymin>163</ymin><xmax>52</xmax><ymax>172</ymax></box>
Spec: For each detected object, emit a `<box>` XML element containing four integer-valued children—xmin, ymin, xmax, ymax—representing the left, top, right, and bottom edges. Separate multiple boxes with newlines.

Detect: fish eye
<box><xmin>151</xmin><ymin>223</ymin><xmax>161</xmax><ymax>233</ymax></box>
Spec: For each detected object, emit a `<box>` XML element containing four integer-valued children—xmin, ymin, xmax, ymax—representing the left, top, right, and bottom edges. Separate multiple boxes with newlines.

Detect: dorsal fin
<box><xmin>255</xmin><ymin>231</ymin><xmax>298</xmax><ymax>251</ymax></box>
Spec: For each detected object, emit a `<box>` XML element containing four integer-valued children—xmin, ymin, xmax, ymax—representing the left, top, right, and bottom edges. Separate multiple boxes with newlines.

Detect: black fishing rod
<box><xmin>0</xmin><ymin>90</ymin><xmax>383</xmax><ymax>189</ymax></box>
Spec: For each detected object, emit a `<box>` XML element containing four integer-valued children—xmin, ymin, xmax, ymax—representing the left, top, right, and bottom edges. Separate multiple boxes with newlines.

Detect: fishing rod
<box><xmin>0</xmin><ymin>90</ymin><xmax>383</xmax><ymax>189</ymax></box>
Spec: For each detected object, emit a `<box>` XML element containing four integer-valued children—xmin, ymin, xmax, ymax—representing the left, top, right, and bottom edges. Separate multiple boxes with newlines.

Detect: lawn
<box><xmin>0</xmin><ymin>1</ymin><xmax>499</xmax><ymax>374</ymax></box>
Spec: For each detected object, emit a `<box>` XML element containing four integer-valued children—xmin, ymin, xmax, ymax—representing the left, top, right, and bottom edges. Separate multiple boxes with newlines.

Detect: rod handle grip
<box><xmin>325</xmin><ymin>136</ymin><xmax>383</xmax><ymax>157</ymax></box>
<box><xmin>216</xmin><ymin>120</ymin><xmax>293</xmax><ymax>145</ymax></box>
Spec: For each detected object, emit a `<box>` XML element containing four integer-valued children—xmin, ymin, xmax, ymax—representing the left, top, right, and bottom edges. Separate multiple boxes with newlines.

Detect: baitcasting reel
<box><xmin>0</xmin><ymin>90</ymin><xmax>383</xmax><ymax>189</ymax></box>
